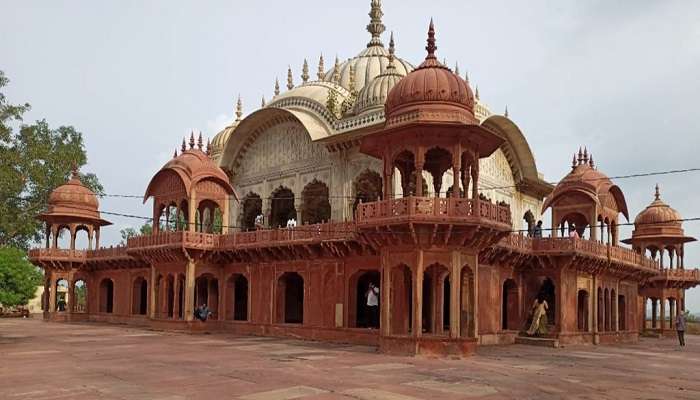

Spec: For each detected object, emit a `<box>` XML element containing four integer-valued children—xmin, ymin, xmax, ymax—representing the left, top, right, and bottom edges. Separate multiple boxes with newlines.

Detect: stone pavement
<box><xmin>1</xmin><ymin>319</ymin><xmax>698</xmax><ymax>399</ymax></box>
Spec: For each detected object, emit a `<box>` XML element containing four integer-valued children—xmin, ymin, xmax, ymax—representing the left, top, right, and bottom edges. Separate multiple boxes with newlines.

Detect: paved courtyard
<box><xmin>1</xmin><ymin>319</ymin><xmax>698</xmax><ymax>400</ymax></box>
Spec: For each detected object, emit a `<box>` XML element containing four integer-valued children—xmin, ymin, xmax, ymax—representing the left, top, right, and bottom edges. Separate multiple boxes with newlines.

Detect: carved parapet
<box><xmin>647</xmin><ymin>268</ymin><xmax>700</xmax><ymax>289</ymax></box>
<box><xmin>28</xmin><ymin>248</ymin><xmax>87</xmax><ymax>270</ymax></box>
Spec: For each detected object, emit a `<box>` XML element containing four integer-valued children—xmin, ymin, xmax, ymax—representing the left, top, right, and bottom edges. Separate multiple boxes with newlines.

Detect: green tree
<box><xmin>0</xmin><ymin>71</ymin><xmax>103</xmax><ymax>250</ymax></box>
<box><xmin>0</xmin><ymin>247</ymin><xmax>43</xmax><ymax>307</ymax></box>
<box><xmin>119</xmin><ymin>223</ymin><xmax>154</xmax><ymax>245</ymax></box>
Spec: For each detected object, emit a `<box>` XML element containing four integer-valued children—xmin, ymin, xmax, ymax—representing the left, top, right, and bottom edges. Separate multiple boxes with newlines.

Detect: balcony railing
<box><xmin>652</xmin><ymin>269</ymin><xmax>700</xmax><ymax>281</ymax></box>
<box><xmin>355</xmin><ymin>197</ymin><xmax>512</xmax><ymax>226</ymax></box>
<box><xmin>87</xmin><ymin>246</ymin><xmax>130</xmax><ymax>259</ymax></box>
<box><xmin>28</xmin><ymin>248</ymin><xmax>87</xmax><ymax>262</ymax></box>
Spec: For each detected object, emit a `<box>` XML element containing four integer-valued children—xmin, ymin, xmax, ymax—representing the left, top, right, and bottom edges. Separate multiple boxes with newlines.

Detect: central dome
<box><xmin>322</xmin><ymin>0</ymin><xmax>412</xmax><ymax>91</ymax></box>
<box><xmin>384</xmin><ymin>20</ymin><xmax>477</xmax><ymax>126</ymax></box>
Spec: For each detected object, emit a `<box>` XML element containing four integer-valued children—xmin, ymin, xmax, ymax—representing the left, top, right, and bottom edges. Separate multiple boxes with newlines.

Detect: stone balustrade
<box><xmin>28</xmin><ymin>248</ymin><xmax>87</xmax><ymax>262</ymax></box>
<box><xmin>355</xmin><ymin>197</ymin><xmax>512</xmax><ymax>226</ymax></box>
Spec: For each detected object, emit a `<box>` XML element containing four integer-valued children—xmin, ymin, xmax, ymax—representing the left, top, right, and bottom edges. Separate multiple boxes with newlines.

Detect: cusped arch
<box><xmin>220</xmin><ymin>107</ymin><xmax>335</xmax><ymax>176</ymax></box>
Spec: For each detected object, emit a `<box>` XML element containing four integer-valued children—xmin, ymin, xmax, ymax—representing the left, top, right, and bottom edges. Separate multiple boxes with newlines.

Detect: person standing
<box><xmin>533</xmin><ymin>220</ymin><xmax>543</xmax><ymax>238</ymax></box>
<box><xmin>676</xmin><ymin>311</ymin><xmax>687</xmax><ymax>347</ymax></box>
<box><xmin>366</xmin><ymin>282</ymin><xmax>380</xmax><ymax>328</ymax></box>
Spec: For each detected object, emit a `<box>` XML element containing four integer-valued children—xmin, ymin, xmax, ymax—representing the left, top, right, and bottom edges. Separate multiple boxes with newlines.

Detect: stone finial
<box><xmin>317</xmin><ymin>54</ymin><xmax>325</xmax><ymax>80</ymax></box>
<box><xmin>274</xmin><ymin>78</ymin><xmax>280</xmax><ymax>96</ymax></box>
<box><xmin>197</xmin><ymin>132</ymin><xmax>203</xmax><ymax>150</ymax></box>
<box><xmin>301</xmin><ymin>59</ymin><xmax>310</xmax><ymax>83</ymax></box>
<box><xmin>583</xmin><ymin>147</ymin><xmax>589</xmax><ymax>164</ymax></box>
<box><xmin>387</xmin><ymin>32</ymin><xmax>396</xmax><ymax>71</ymax></box>
<box><xmin>572</xmin><ymin>153</ymin><xmax>577</xmax><ymax>169</ymax></box>
<box><xmin>655</xmin><ymin>184</ymin><xmax>661</xmax><ymax>201</ymax></box>
<box><xmin>332</xmin><ymin>56</ymin><xmax>340</xmax><ymax>83</ymax></box>
<box><xmin>366</xmin><ymin>0</ymin><xmax>385</xmax><ymax>47</ymax></box>
<box><xmin>181</xmin><ymin>138</ymin><xmax>187</xmax><ymax>152</ymax></box>
<box><xmin>475</xmin><ymin>85</ymin><xmax>480</xmax><ymax>100</ymax></box>
<box><xmin>189</xmin><ymin>131</ymin><xmax>195</xmax><ymax>149</ymax></box>
<box><xmin>235</xmin><ymin>95</ymin><xmax>243</xmax><ymax>122</ymax></box>
<box><xmin>425</xmin><ymin>18</ymin><xmax>437</xmax><ymax>60</ymax></box>
<box><xmin>589</xmin><ymin>154</ymin><xmax>595</xmax><ymax>169</ymax></box>
<box><xmin>577</xmin><ymin>147</ymin><xmax>583</xmax><ymax>165</ymax></box>
<box><xmin>504</xmin><ymin>106</ymin><xmax>509</xmax><ymax>118</ymax></box>
<box><xmin>464</xmin><ymin>70</ymin><xmax>469</xmax><ymax>85</ymax></box>
<box><xmin>206</xmin><ymin>138</ymin><xmax>211</xmax><ymax>156</ymax></box>
<box><xmin>261</xmin><ymin>96</ymin><xmax>266</xmax><ymax>107</ymax></box>
<box><xmin>454</xmin><ymin>61</ymin><xmax>460</xmax><ymax>76</ymax></box>
<box><xmin>174</xmin><ymin>148</ymin><xmax>178</xmax><ymax>158</ymax></box>
<box><xmin>287</xmin><ymin>66</ymin><xmax>294</xmax><ymax>90</ymax></box>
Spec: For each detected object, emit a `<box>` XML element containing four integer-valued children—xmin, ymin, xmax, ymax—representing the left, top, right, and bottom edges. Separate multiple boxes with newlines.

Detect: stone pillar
<box><xmin>188</xmin><ymin>193</ymin><xmax>197</xmax><ymax>233</ymax></box>
<box><xmin>413</xmin><ymin>250</ymin><xmax>424</xmax><ymax>337</ymax></box>
<box><xmin>592</xmin><ymin>277</ymin><xmax>599</xmax><ymax>344</ymax></box>
<box><xmin>641</xmin><ymin>297</ymin><xmax>647</xmax><ymax>331</ymax></box>
<box><xmin>415</xmin><ymin>162</ymin><xmax>424</xmax><ymax>197</ymax></box>
<box><xmin>222</xmin><ymin>197</ymin><xmax>230</xmax><ymax>234</ymax></box>
<box><xmin>660</xmin><ymin>297</ymin><xmax>666</xmax><ymax>332</ymax></box>
<box><xmin>48</xmin><ymin>272</ymin><xmax>57</xmax><ymax>313</ymax></box>
<box><xmin>449</xmin><ymin>251</ymin><xmax>461</xmax><ymax>338</ymax></box>
<box><xmin>184</xmin><ymin>260</ymin><xmax>196</xmax><ymax>321</ymax></box>
<box><xmin>614</xmin><ymin>286</ymin><xmax>619</xmax><ymax>332</ymax></box>
<box><xmin>651</xmin><ymin>299</ymin><xmax>657</xmax><ymax>328</ymax></box>
<box><xmin>380</xmin><ymin>250</ymin><xmax>391</xmax><ymax>336</ymax></box>
<box><xmin>451</xmin><ymin>162</ymin><xmax>461</xmax><ymax>198</ymax></box>
<box><xmin>173</xmin><ymin>278</ymin><xmax>181</xmax><ymax>320</ymax></box>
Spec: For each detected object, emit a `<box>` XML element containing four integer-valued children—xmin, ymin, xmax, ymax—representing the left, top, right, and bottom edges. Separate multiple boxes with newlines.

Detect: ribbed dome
<box><xmin>384</xmin><ymin>21</ymin><xmax>477</xmax><ymax>126</ymax></box>
<box><xmin>635</xmin><ymin>187</ymin><xmax>682</xmax><ymax>227</ymax></box>
<box><xmin>354</xmin><ymin>34</ymin><xmax>405</xmax><ymax>114</ymax></box>
<box><xmin>322</xmin><ymin>0</ymin><xmax>412</xmax><ymax>92</ymax></box>
<box><xmin>39</xmin><ymin>168</ymin><xmax>109</xmax><ymax>225</ymax></box>
<box><xmin>324</xmin><ymin>46</ymin><xmax>413</xmax><ymax>92</ymax></box>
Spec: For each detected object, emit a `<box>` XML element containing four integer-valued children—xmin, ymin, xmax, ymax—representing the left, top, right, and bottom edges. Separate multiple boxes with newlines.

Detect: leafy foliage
<box><xmin>0</xmin><ymin>71</ymin><xmax>103</xmax><ymax>250</ymax></box>
<box><xmin>119</xmin><ymin>223</ymin><xmax>154</xmax><ymax>245</ymax></box>
<box><xmin>0</xmin><ymin>247</ymin><xmax>43</xmax><ymax>307</ymax></box>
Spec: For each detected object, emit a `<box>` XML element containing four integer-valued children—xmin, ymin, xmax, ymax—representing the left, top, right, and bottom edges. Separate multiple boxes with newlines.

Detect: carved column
<box><xmin>413</xmin><ymin>250</ymin><xmax>424</xmax><ymax>337</ymax></box>
<box><xmin>149</xmin><ymin>265</ymin><xmax>157</xmax><ymax>319</ymax></box>
<box><xmin>184</xmin><ymin>260</ymin><xmax>196</xmax><ymax>321</ymax></box>
<box><xmin>651</xmin><ymin>298</ymin><xmax>657</xmax><ymax>328</ymax></box>
<box><xmin>415</xmin><ymin>163</ymin><xmax>424</xmax><ymax>197</ymax></box>
<box><xmin>380</xmin><ymin>250</ymin><xmax>391</xmax><ymax>336</ymax></box>
<box><xmin>660</xmin><ymin>297</ymin><xmax>666</xmax><ymax>332</ymax></box>
<box><xmin>449</xmin><ymin>251</ymin><xmax>461</xmax><ymax>338</ymax></box>
<box><xmin>48</xmin><ymin>272</ymin><xmax>57</xmax><ymax>313</ymax></box>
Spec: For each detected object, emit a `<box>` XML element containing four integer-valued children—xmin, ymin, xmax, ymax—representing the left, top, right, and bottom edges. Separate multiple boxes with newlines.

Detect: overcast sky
<box><xmin>3</xmin><ymin>0</ymin><xmax>700</xmax><ymax>311</ymax></box>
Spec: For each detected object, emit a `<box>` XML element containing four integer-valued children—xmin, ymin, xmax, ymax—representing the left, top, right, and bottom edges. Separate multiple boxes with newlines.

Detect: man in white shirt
<box><xmin>366</xmin><ymin>282</ymin><xmax>380</xmax><ymax>328</ymax></box>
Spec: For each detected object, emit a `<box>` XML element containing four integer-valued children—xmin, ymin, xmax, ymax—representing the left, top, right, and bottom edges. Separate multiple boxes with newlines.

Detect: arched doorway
<box><xmin>99</xmin><ymin>278</ymin><xmax>114</xmax><ymax>313</ymax></box>
<box><xmin>577</xmin><ymin>289</ymin><xmax>589</xmax><ymax>331</ymax></box>
<box><xmin>598</xmin><ymin>288</ymin><xmax>604</xmax><ymax>330</ymax></box>
<box><xmin>270</xmin><ymin>186</ymin><xmax>296</xmax><ymax>228</ymax></box>
<box><xmin>301</xmin><ymin>180</ymin><xmax>331</xmax><ymax>224</ymax></box>
<box><xmin>352</xmin><ymin>170</ymin><xmax>382</xmax><ymax>214</ymax></box>
<box><xmin>610</xmin><ymin>289</ymin><xmax>617</xmax><ymax>331</ymax></box>
<box><xmin>422</xmin><ymin>264</ymin><xmax>449</xmax><ymax>335</ymax></box>
<box><xmin>502</xmin><ymin>279</ymin><xmax>519</xmax><ymax>330</ymax></box>
<box><xmin>351</xmin><ymin>270</ymin><xmax>380</xmax><ymax>328</ymax></box>
<box><xmin>394</xmin><ymin>150</ymin><xmax>415</xmax><ymax>197</ymax></box>
<box><xmin>177</xmin><ymin>274</ymin><xmax>185</xmax><ymax>319</ymax></box>
<box><xmin>618</xmin><ymin>294</ymin><xmax>626</xmax><ymax>331</ymax></box>
<box><xmin>55</xmin><ymin>278</ymin><xmax>69</xmax><ymax>312</ymax></box>
<box><xmin>423</xmin><ymin>147</ymin><xmax>452</xmax><ymax>197</ymax></box>
<box><xmin>73</xmin><ymin>279</ymin><xmax>87</xmax><ymax>313</ymax></box>
<box><xmin>241</xmin><ymin>193</ymin><xmax>262</xmax><ymax>231</ymax></box>
<box><xmin>277</xmin><ymin>272</ymin><xmax>304</xmax><ymax>324</ymax></box>
<box><xmin>132</xmin><ymin>277</ymin><xmax>148</xmax><ymax>315</ymax></box>
<box><xmin>537</xmin><ymin>278</ymin><xmax>556</xmax><ymax>327</ymax></box>
<box><xmin>604</xmin><ymin>288</ymin><xmax>610</xmax><ymax>331</ymax></box>
<box><xmin>226</xmin><ymin>274</ymin><xmax>249</xmax><ymax>321</ymax></box>
<box><xmin>195</xmin><ymin>274</ymin><xmax>219</xmax><ymax>320</ymax></box>
<box><xmin>390</xmin><ymin>265</ymin><xmax>412</xmax><ymax>335</ymax></box>
<box><xmin>166</xmin><ymin>275</ymin><xmax>175</xmax><ymax>318</ymax></box>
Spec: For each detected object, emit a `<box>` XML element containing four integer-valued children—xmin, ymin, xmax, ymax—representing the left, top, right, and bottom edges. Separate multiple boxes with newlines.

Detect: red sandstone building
<box><xmin>30</xmin><ymin>13</ymin><xmax>699</xmax><ymax>356</ymax></box>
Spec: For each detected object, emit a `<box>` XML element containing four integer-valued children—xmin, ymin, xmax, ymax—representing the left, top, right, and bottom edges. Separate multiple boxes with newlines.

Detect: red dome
<box><xmin>39</xmin><ymin>168</ymin><xmax>110</xmax><ymax>225</ymax></box>
<box><xmin>384</xmin><ymin>20</ymin><xmax>477</xmax><ymax>126</ymax></box>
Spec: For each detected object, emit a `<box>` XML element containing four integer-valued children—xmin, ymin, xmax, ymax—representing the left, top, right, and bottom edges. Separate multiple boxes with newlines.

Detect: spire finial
<box><xmin>425</xmin><ymin>18</ymin><xmax>437</xmax><ymax>60</ymax></box>
<box><xmin>287</xmin><ymin>66</ymin><xmax>294</xmax><ymax>90</ymax></box>
<box><xmin>366</xmin><ymin>0</ymin><xmax>385</xmax><ymax>47</ymax></box>
<box><xmin>572</xmin><ymin>153</ymin><xmax>577</xmax><ymax>169</ymax></box>
<box><xmin>386</xmin><ymin>32</ymin><xmax>397</xmax><ymax>72</ymax></box>
<box><xmin>174</xmin><ymin>148</ymin><xmax>178</xmax><ymax>158</ymax></box>
<box><xmin>583</xmin><ymin>147</ymin><xmax>589</xmax><ymax>164</ymax></box>
<box><xmin>261</xmin><ymin>96</ymin><xmax>266</xmax><ymax>107</ymax></box>
<box><xmin>655</xmin><ymin>184</ymin><xmax>661</xmax><ymax>200</ymax></box>
<box><xmin>206</xmin><ymin>138</ymin><xmax>211</xmax><ymax>156</ymax></box>
<box><xmin>475</xmin><ymin>85</ymin><xmax>480</xmax><ymax>100</ymax></box>
<box><xmin>197</xmin><ymin>132</ymin><xmax>203</xmax><ymax>150</ymax></box>
<box><xmin>577</xmin><ymin>147</ymin><xmax>583</xmax><ymax>165</ymax></box>
<box><xmin>454</xmin><ymin>61</ymin><xmax>460</xmax><ymax>76</ymax></box>
<box><xmin>589</xmin><ymin>154</ymin><xmax>595</xmax><ymax>169</ymax></box>
<box><xmin>317</xmin><ymin>54</ymin><xmax>325</xmax><ymax>80</ymax></box>
<box><xmin>189</xmin><ymin>131</ymin><xmax>195</xmax><ymax>149</ymax></box>
<box><xmin>301</xmin><ymin>59</ymin><xmax>309</xmax><ymax>83</ymax></box>
<box><xmin>504</xmin><ymin>106</ymin><xmax>509</xmax><ymax>118</ymax></box>
<box><xmin>332</xmin><ymin>56</ymin><xmax>340</xmax><ymax>83</ymax></box>
<box><xmin>235</xmin><ymin>95</ymin><xmax>243</xmax><ymax>122</ymax></box>
<box><xmin>464</xmin><ymin>70</ymin><xmax>469</xmax><ymax>85</ymax></box>
<box><xmin>181</xmin><ymin>138</ymin><xmax>187</xmax><ymax>152</ymax></box>
<box><xmin>274</xmin><ymin>78</ymin><xmax>280</xmax><ymax>96</ymax></box>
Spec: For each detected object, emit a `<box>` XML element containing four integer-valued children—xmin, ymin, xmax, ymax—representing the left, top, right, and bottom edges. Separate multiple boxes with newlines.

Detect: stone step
<box><xmin>515</xmin><ymin>335</ymin><xmax>560</xmax><ymax>348</ymax></box>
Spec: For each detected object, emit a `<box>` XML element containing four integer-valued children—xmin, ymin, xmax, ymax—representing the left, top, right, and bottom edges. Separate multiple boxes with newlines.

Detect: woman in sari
<box><xmin>527</xmin><ymin>296</ymin><xmax>549</xmax><ymax>336</ymax></box>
